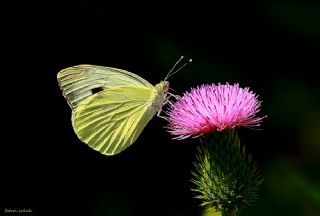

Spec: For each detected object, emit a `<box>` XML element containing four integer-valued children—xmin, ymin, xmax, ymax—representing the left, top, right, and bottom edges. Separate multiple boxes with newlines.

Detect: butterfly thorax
<box><xmin>152</xmin><ymin>81</ymin><xmax>169</xmax><ymax>112</ymax></box>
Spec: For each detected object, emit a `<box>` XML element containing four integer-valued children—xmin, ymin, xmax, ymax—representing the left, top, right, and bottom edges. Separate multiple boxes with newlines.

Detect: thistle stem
<box><xmin>221</xmin><ymin>208</ymin><xmax>238</xmax><ymax>216</ymax></box>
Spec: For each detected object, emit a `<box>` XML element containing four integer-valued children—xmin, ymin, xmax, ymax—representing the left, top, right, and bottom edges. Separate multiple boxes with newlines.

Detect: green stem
<box><xmin>221</xmin><ymin>208</ymin><xmax>238</xmax><ymax>216</ymax></box>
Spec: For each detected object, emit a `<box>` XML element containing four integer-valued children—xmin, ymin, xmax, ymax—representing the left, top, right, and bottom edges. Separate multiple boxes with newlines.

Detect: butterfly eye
<box><xmin>91</xmin><ymin>87</ymin><xmax>104</xmax><ymax>94</ymax></box>
<box><xmin>163</xmin><ymin>82</ymin><xmax>170</xmax><ymax>93</ymax></box>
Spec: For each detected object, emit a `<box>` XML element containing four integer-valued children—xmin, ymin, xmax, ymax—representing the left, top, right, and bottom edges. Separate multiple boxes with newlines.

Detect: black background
<box><xmin>2</xmin><ymin>2</ymin><xmax>320</xmax><ymax>216</ymax></box>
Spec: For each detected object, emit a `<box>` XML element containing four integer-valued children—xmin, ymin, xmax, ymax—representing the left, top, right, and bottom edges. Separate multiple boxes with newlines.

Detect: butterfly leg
<box><xmin>167</xmin><ymin>92</ymin><xmax>180</xmax><ymax>100</ymax></box>
<box><xmin>156</xmin><ymin>92</ymin><xmax>179</xmax><ymax>120</ymax></box>
<box><xmin>156</xmin><ymin>111</ymin><xmax>168</xmax><ymax>120</ymax></box>
<box><xmin>156</xmin><ymin>103</ymin><xmax>169</xmax><ymax>120</ymax></box>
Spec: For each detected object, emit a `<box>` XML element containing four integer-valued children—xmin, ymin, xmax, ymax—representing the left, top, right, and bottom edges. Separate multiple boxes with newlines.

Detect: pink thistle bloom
<box><xmin>166</xmin><ymin>83</ymin><xmax>265</xmax><ymax>139</ymax></box>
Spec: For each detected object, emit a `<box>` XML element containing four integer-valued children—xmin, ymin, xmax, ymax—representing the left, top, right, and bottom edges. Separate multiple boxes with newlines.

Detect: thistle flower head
<box><xmin>167</xmin><ymin>83</ymin><xmax>265</xmax><ymax>139</ymax></box>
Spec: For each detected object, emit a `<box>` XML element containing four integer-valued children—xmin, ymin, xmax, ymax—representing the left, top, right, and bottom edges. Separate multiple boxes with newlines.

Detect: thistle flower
<box><xmin>166</xmin><ymin>82</ymin><xmax>265</xmax><ymax>215</ymax></box>
<box><xmin>167</xmin><ymin>83</ymin><xmax>265</xmax><ymax>139</ymax></box>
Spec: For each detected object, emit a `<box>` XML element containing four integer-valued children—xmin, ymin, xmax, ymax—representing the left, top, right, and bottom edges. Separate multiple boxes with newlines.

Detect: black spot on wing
<box><xmin>91</xmin><ymin>87</ymin><xmax>104</xmax><ymax>94</ymax></box>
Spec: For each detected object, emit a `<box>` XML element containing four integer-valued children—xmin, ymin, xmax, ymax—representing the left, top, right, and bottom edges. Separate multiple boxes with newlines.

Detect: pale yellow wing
<box><xmin>72</xmin><ymin>85</ymin><xmax>159</xmax><ymax>155</ymax></box>
<box><xmin>57</xmin><ymin>64</ymin><xmax>154</xmax><ymax>110</ymax></box>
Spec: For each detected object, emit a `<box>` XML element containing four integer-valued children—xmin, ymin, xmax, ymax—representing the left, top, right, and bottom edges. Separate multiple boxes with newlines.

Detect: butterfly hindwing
<box><xmin>72</xmin><ymin>85</ymin><xmax>158</xmax><ymax>155</ymax></box>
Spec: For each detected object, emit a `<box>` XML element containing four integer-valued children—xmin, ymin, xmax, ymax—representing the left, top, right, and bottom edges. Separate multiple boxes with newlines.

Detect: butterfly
<box><xmin>57</xmin><ymin>57</ymin><xmax>191</xmax><ymax>156</ymax></box>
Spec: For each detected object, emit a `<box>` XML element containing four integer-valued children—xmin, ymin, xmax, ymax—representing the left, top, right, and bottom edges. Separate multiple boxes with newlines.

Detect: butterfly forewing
<box><xmin>57</xmin><ymin>64</ymin><xmax>154</xmax><ymax>110</ymax></box>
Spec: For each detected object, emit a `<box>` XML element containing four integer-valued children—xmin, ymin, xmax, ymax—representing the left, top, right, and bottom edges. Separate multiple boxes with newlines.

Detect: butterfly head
<box><xmin>155</xmin><ymin>81</ymin><xmax>169</xmax><ymax>94</ymax></box>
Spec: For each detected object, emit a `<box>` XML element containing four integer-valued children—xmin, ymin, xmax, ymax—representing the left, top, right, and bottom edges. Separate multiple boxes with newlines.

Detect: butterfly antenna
<box><xmin>165</xmin><ymin>59</ymin><xmax>192</xmax><ymax>80</ymax></box>
<box><xmin>164</xmin><ymin>56</ymin><xmax>184</xmax><ymax>80</ymax></box>
<box><xmin>165</xmin><ymin>57</ymin><xmax>192</xmax><ymax>80</ymax></box>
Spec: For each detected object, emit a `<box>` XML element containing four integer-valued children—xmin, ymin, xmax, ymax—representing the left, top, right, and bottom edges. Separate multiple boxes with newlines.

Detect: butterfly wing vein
<box><xmin>72</xmin><ymin>85</ymin><xmax>157</xmax><ymax>155</ymax></box>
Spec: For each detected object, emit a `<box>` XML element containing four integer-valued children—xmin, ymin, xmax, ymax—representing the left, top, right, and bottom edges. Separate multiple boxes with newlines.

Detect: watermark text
<box><xmin>4</xmin><ymin>208</ymin><xmax>33</xmax><ymax>214</ymax></box>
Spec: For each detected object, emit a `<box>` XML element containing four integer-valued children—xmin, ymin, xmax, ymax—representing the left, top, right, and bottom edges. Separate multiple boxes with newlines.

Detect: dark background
<box><xmin>2</xmin><ymin>2</ymin><xmax>320</xmax><ymax>216</ymax></box>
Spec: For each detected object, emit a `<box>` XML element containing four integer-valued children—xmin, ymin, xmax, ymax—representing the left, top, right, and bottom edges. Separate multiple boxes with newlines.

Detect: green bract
<box><xmin>191</xmin><ymin>130</ymin><xmax>263</xmax><ymax>215</ymax></box>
